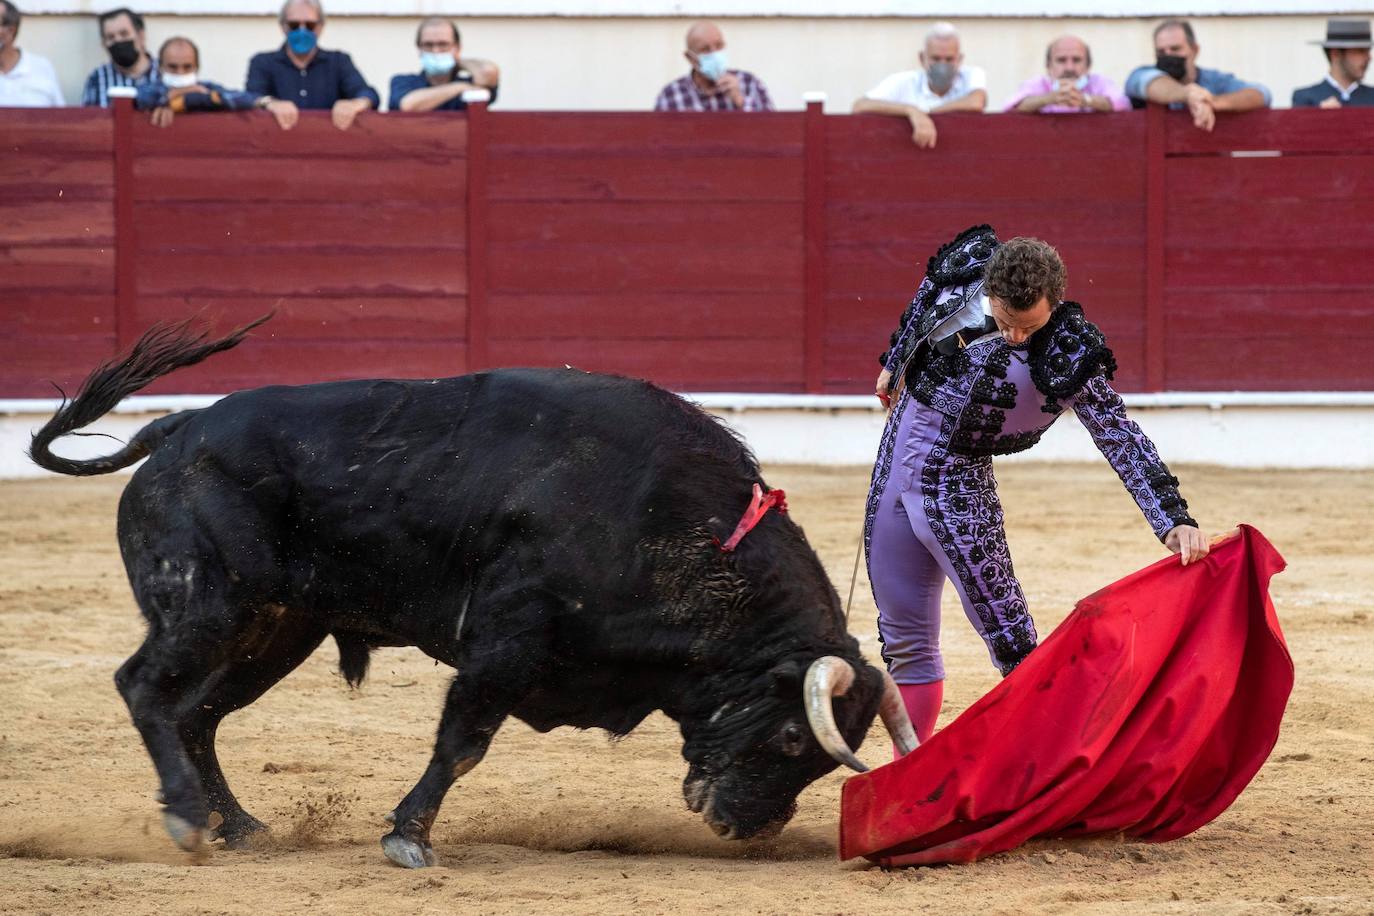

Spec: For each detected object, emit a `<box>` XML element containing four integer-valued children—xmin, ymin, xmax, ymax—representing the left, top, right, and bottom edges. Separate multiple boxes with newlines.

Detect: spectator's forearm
<box><xmin>1212</xmin><ymin>88</ymin><xmax>1267</xmax><ymax>112</ymax></box>
<box><xmin>1143</xmin><ymin>75</ymin><xmax>1190</xmax><ymax>105</ymax></box>
<box><xmin>1014</xmin><ymin>92</ymin><xmax>1055</xmax><ymax>113</ymax></box>
<box><xmin>398</xmin><ymin>81</ymin><xmax>471</xmax><ymax>112</ymax></box>
<box><xmin>930</xmin><ymin>89</ymin><xmax>985</xmax><ymax>113</ymax></box>
<box><xmin>852</xmin><ymin>98</ymin><xmax>922</xmax><ymax>117</ymax></box>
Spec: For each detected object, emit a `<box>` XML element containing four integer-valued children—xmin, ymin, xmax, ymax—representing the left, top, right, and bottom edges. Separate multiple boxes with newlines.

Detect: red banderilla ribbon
<box><xmin>717</xmin><ymin>483</ymin><xmax>788</xmax><ymax>552</ymax></box>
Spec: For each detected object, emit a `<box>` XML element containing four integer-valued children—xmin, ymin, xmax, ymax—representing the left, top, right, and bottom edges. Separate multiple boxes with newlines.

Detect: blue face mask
<box><xmin>286</xmin><ymin>27</ymin><xmax>317</xmax><ymax>56</ymax></box>
<box><xmin>695</xmin><ymin>49</ymin><xmax>728</xmax><ymax>82</ymax></box>
<box><xmin>420</xmin><ymin>51</ymin><xmax>455</xmax><ymax>78</ymax></box>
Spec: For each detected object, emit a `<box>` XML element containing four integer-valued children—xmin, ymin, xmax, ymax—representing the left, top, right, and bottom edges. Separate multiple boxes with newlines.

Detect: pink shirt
<box><xmin>1002</xmin><ymin>73</ymin><xmax>1130</xmax><ymax>113</ymax></box>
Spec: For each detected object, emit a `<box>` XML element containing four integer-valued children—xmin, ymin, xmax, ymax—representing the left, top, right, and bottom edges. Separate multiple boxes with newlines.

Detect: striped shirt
<box><xmin>653</xmin><ymin>70</ymin><xmax>774</xmax><ymax>112</ymax></box>
<box><xmin>81</xmin><ymin>59</ymin><xmax>161</xmax><ymax>107</ymax></box>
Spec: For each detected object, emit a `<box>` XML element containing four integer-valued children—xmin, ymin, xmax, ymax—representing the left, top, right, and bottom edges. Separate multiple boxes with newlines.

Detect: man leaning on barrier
<box><xmin>81</xmin><ymin>6</ymin><xmax>158</xmax><ymax>107</ymax></box>
<box><xmin>653</xmin><ymin>20</ymin><xmax>774</xmax><ymax>112</ymax></box>
<box><xmin>136</xmin><ymin>36</ymin><xmax>293</xmax><ymax>129</ymax></box>
<box><xmin>245</xmin><ymin>0</ymin><xmax>379</xmax><ymax>131</ymax></box>
<box><xmin>1125</xmin><ymin>18</ymin><xmax>1270</xmax><ymax>132</ymax></box>
<box><xmin>389</xmin><ymin>16</ymin><xmax>499</xmax><ymax>112</ymax></box>
<box><xmin>853</xmin><ymin>21</ymin><xmax>986</xmax><ymax>149</ymax></box>
<box><xmin>1292</xmin><ymin>19</ymin><xmax>1374</xmax><ymax>108</ymax></box>
<box><xmin>0</xmin><ymin>1</ymin><xmax>64</xmax><ymax>107</ymax></box>
<box><xmin>1003</xmin><ymin>35</ymin><xmax>1128</xmax><ymax>114</ymax></box>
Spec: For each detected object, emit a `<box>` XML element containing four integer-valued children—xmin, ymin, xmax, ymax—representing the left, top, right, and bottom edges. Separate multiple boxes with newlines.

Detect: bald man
<box><xmin>1003</xmin><ymin>35</ymin><xmax>1128</xmax><ymax>113</ymax></box>
<box><xmin>654</xmin><ymin>20</ymin><xmax>773</xmax><ymax>111</ymax></box>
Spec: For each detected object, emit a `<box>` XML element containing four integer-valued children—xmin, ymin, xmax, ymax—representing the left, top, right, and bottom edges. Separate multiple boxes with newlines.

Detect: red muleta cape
<box><xmin>839</xmin><ymin>525</ymin><xmax>1292</xmax><ymax>866</ymax></box>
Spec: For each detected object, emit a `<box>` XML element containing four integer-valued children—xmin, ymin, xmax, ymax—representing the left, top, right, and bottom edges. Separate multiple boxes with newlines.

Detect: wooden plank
<box><xmin>487</xmin><ymin>292</ymin><xmax>799</xmax><ymax>339</ymax></box>
<box><xmin>3</xmin><ymin>294</ymin><xmax>117</xmax><ymax>336</ymax></box>
<box><xmin>825</xmin><ymin>201</ymin><xmax>1144</xmax><ymax>244</ymax></box>
<box><xmin>827</xmin><ymin>110</ymin><xmax>1145</xmax><ymax>159</ymax></box>
<box><xmin>1145</xmin><ymin>101</ymin><xmax>1165</xmax><ymax>392</ymax></box>
<box><xmin>826</xmin><ymin>158</ymin><xmax>1143</xmax><ymax>203</ymax></box>
<box><xmin>132</xmin><ymin>156</ymin><xmax>467</xmax><ymax>202</ymax></box>
<box><xmin>133</xmin><ymin>296</ymin><xmax>467</xmax><ymax>340</ymax></box>
<box><xmin>486</xmin><ymin>200</ymin><xmax>801</xmax><ymax>245</ymax></box>
<box><xmin>0</xmin><ymin>108</ymin><xmax>113</xmax><ymax>155</ymax></box>
<box><xmin>487</xmin><ymin>243</ymin><xmax>802</xmax><ymax>294</ymax></box>
<box><xmin>0</xmin><ymin>201</ymin><xmax>114</xmax><ymax>246</ymax></box>
<box><xmin>804</xmin><ymin>98</ymin><xmax>827</xmax><ymax>394</ymax></box>
<box><xmin>1163</xmin><ymin>332</ymin><xmax>1374</xmax><ymax>390</ymax></box>
<box><xmin>130</xmin><ymin>110</ymin><xmax>468</xmax><ymax>158</ymax></box>
<box><xmin>135</xmin><ymin>339</ymin><xmax>471</xmax><ymax>395</ymax></box>
<box><xmin>466</xmin><ymin>98</ymin><xmax>490</xmax><ymax>372</ymax></box>
<box><xmin>486</xmin><ymin>337</ymin><xmax>804</xmax><ymax>391</ymax></box>
<box><xmin>134</xmin><ymin>202</ymin><xmax>467</xmax><ymax>251</ymax></box>
<box><xmin>136</xmin><ymin>250</ymin><xmax>468</xmax><ymax>297</ymax></box>
<box><xmin>114</xmin><ymin>97</ymin><xmax>138</xmax><ymax>351</ymax></box>
<box><xmin>0</xmin><ymin>158</ymin><xmax>114</xmax><ymax>202</ymax></box>
<box><xmin>488</xmin><ymin>156</ymin><xmax>802</xmax><ymax>202</ymax></box>
<box><xmin>0</xmin><ymin>336</ymin><xmax>119</xmax><ymax>398</ymax></box>
<box><xmin>1165</xmin><ymin>198</ymin><xmax>1374</xmax><ymax>247</ymax></box>
<box><xmin>1165</xmin><ymin>243</ymin><xmax>1374</xmax><ymax>290</ymax></box>
<box><xmin>0</xmin><ymin>246</ymin><xmax>115</xmax><ymax>293</ymax></box>
<box><xmin>1165</xmin><ymin>154</ymin><xmax>1374</xmax><ymax>202</ymax></box>
<box><xmin>1165</xmin><ymin>107</ymin><xmax>1374</xmax><ymax>155</ymax></box>
<box><xmin>488</xmin><ymin>111</ymin><xmax>803</xmax><ymax>156</ymax></box>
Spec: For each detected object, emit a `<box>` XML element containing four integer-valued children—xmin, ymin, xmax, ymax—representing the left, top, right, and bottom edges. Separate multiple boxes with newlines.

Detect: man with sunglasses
<box><xmin>245</xmin><ymin>0</ymin><xmax>379</xmax><ymax>131</ymax></box>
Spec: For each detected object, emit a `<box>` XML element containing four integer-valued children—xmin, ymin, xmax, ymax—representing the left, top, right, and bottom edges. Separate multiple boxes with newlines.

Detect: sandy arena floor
<box><xmin>1</xmin><ymin>462</ymin><xmax>1370</xmax><ymax>915</ymax></box>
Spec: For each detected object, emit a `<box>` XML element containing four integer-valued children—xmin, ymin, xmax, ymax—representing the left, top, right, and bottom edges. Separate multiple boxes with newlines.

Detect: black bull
<box><xmin>29</xmin><ymin>317</ymin><xmax>914</xmax><ymax>868</ymax></box>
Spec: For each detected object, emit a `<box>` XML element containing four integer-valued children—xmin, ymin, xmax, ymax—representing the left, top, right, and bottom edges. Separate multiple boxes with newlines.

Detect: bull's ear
<box><xmin>768</xmin><ymin>660</ymin><xmax>803</xmax><ymax>695</ymax></box>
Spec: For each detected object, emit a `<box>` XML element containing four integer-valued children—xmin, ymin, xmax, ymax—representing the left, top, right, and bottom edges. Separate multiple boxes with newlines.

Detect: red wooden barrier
<box><xmin>3</xmin><ymin>103</ymin><xmax>1372</xmax><ymax>398</ymax></box>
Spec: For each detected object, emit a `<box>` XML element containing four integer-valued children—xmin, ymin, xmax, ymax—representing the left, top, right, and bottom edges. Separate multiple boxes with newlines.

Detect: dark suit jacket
<box><xmin>1292</xmin><ymin>79</ymin><xmax>1374</xmax><ymax>107</ymax></box>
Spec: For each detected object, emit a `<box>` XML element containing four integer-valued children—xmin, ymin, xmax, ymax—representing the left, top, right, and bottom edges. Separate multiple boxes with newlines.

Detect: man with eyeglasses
<box><xmin>389</xmin><ymin>17</ymin><xmax>499</xmax><ymax>112</ymax></box>
<box><xmin>245</xmin><ymin>0</ymin><xmax>379</xmax><ymax>131</ymax></box>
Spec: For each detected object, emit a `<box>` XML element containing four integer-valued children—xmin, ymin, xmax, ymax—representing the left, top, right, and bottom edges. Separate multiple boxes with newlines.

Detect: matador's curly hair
<box><xmin>983</xmin><ymin>237</ymin><xmax>1066</xmax><ymax>311</ymax></box>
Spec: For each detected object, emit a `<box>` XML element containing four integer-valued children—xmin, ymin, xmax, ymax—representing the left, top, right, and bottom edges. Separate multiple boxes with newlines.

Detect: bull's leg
<box><xmin>177</xmin><ymin>623</ymin><xmax>328</xmax><ymax>847</ymax></box>
<box><xmin>381</xmin><ymin>675</ymin><xmax>523</xmax><ymax>868</ymax></box>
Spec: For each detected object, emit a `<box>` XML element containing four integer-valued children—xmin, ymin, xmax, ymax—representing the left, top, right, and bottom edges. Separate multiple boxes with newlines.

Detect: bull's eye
<box><xmin>780</xmin><ymin>723</ymin><xmax>806</xmax><ymax>757</ymax></box>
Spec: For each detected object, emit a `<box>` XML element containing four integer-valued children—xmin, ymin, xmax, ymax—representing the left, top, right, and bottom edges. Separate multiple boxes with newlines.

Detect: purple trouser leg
<box><xmin>868</xmin><ymin>397</ymin><xmax>1038</xmax><ymax>680</ymax></box>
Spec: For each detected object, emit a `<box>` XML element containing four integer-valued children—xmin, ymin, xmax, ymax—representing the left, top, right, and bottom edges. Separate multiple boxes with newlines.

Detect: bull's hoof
<box><xmin>163</xmin><ymin>811</ymin><xmax>206</xmax><ymax>854</ymax></box>
<box><xmin>381</xmin><ymin>833</ymin><xmax>437</xmax><ymax>868</ymax></box>
<box><xmin>211</xmin><ymin>812</ymin><xmax>270</xmax><ymax>849</ymax></box>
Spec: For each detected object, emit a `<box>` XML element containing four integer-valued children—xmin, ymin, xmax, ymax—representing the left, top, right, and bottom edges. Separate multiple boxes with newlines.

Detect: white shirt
<box><xmin>864</xmin><ymin>66</ymin><xmax>986</xmax><ymax>113</ymax></box>
<box><xmin>0</xmin><ymin>49</ymin><xmax>66</xmax><ymax>107</ymax></box>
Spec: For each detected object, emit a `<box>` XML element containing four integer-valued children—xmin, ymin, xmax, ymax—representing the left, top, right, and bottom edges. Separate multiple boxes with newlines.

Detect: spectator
<box><xmin>0</xmin><ymin>1</ymin><xmax>63</xmax><ymax>106</ymax></box>
<box><xmin>1003</xmin><ymin>35</ymin><xmax>1128</xmax><ymax>114</ymax></box>
<box><xmin>1292</xmin><ymin>19</ymin><xmax>1374</xmax><ymax>108</ymax></box>
<box><xmin>136</xmin><ymin>37</ymin><xmax>294</xmax><ymax>129</ymax></box>
<box><xmin>853</xmin><ymin>22</ymin><xmax>986</xmax><ymax>149</ymax></box>
<box><xmin>1125</xmin><ymin>19</ymin><xmax>1270</xmax><ymax>132</ymax></box>
<box><xmin>245</xmin><ymin>0</ymin><xmax>379</xmax><ymax>131</ymax></box>
<box><xmin>389</xmin><ymin>17</ymin><xmax>499</xmax><ymax>112</ymax></box>
<box><xmin>653</xmin><ymin>20</ymin><xmax>773</xmax><ymax>111</ymax></box>
<box><xmin>81</xmin><ymin>7</ymin><xmax>159</xmax><ymax>107</ymax></box>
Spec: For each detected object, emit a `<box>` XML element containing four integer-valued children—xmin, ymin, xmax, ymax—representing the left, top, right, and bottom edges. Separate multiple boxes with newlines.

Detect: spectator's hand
<box><xmin>150</xmin><ymin>105</ymin><xmax>175</xmax><ymax>128</ymax></box>
<box><xmin>907</xmin><ymin>110</ymin><xmax>937</xmax><ymax>148</ymax></box>
<box><xmin>1165</xmin><ymin>525</ymin><xmax>1211</xmax><ymax>566</ymax></box>
<box><xmin>168</xmin><ymin>84</ymin><xmax>209</xmax><ymax>100</ymax></box>
<box><xmin>1320</xmin><ymin>96</ymin><xmax>1343</xmax><ymax>109</ymax></box>
<box><xmin>875</xmin><ymin>368</ymin><xmax>893</xmax><ymax>410</ymax></box>
<box><xmin>1062</xmin><ymin>87</ymin><xmax>1087</xmax><ymax>109</ymax></box>
<box><xmin>714</xmin><ymin>72</ymin><xmax>745</xmax><ymax>108</ymax></box>
<box><xmin>265</xmin><ymin>99</ymin><xmax>298</xmax><ymax>130</ymax></box>
<box><xmin>1183</xmin><ymin>83</ymin><xmax>1215</xmax><ymax>131</ymax></box>
<box><xmin>331</xmin><ymin>97</ymin><xmax>370</xmax><ymax>131</ymax></box>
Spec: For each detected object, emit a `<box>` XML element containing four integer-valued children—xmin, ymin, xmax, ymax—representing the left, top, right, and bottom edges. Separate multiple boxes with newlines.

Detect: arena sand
<box><xmin>1</xmin><ymin>463</ymin><xmax>1370</xmax><ymax>915</ymax></box>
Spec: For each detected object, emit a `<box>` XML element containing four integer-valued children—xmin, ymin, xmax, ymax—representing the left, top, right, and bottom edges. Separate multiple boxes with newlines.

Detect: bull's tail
<box><xmin>28</xmin><ymin>313</ymin><xmax>273</xmax><ymax>477</ymax></box>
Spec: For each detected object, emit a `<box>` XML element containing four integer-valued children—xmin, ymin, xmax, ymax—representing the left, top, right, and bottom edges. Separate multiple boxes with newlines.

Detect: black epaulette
<box><xmin>1028</xmin><ymin>302</ymin><xmax>1118</xmax><ymax>413</ymax></box>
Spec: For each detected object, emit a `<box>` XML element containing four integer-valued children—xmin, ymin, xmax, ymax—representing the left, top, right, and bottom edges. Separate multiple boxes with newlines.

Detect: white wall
<box><xmin>12</xmin><ymin>11</ymin><xmax>1358</xmax><ymax>112</ymax></box>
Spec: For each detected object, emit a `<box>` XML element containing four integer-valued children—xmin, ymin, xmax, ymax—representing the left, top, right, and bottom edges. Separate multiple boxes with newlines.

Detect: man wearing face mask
<box><xmin>1003</xmin><ymin>35</ymin><xmax>1128</xmax><ymax>114</ymax></box>
<box><xmin>81</xmin><ymin>7</ymin><xmax>158</xmax><ymax>107</ymax></box>
<box><xmin>1125</xmin><ymin>19</ymin><xmax>1270</xmax><ymax>132</ymax></box>
<box><xmin>135</xmin><ymin>37</ymin><xmax>292</xmax><ymax>129</ymax></box>
<box><xmin>653</xmin><ymin>20</ymin><xmax>773</xmax><ymax>112</ymax></box>
<box><xmin>0</xmin><ymin>1</ymin><xmax>64</xmax><ymax>107</ymax></box>
<box><xmin>1293</xmin><ymin>19</ymin><xmax>1374</xmax><ymax>108</ymax></box>
<box><xmin>853</xmin><ymin>22</ymin><xmax>986</xmax><ymax>149</ymax></box>
<box><xmin>245</xmin><ymin>0</ymin><xmax>379</xmax><ymax>131</ymax></box>
<box><xmin>389</xmin><ymin>17</ymin><xmax>499</xmax><ymax>112</ymax></box>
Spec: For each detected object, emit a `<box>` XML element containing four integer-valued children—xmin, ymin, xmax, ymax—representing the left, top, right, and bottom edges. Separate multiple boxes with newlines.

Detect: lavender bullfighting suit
<box><xmin>865</xmin><ymin>225</ymin><xmax>1197</xmax><ymax>681</ymax></box>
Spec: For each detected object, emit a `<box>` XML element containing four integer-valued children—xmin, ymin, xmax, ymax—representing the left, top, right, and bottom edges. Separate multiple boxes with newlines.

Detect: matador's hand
<box><xmin>875</xmin><ymin>368</ymin><xmax>893</xmax><ymax>410</ymax></box>
<box><xmin>1165</xmin><ymin>524</ymin><xmax>1210</xmax><ymax>566</ymax></box>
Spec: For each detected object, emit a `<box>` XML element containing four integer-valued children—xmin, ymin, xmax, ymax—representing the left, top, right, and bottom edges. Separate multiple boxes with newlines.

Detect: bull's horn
<box><xmin>803</xmin><ymin>656</ymin><xmax>868</xmax><ymax>773</ymax></box>
<box><xmin>879</xmin><ymin>670</ymin><xmax>919</xmax><ymax>756</ymax></box>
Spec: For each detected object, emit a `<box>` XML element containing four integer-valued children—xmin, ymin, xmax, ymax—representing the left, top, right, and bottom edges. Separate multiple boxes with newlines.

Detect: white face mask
<box><xmin>162</xmin><ymin>71</ymin><xmax>200</xmax><ymax>89</ymax></box>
